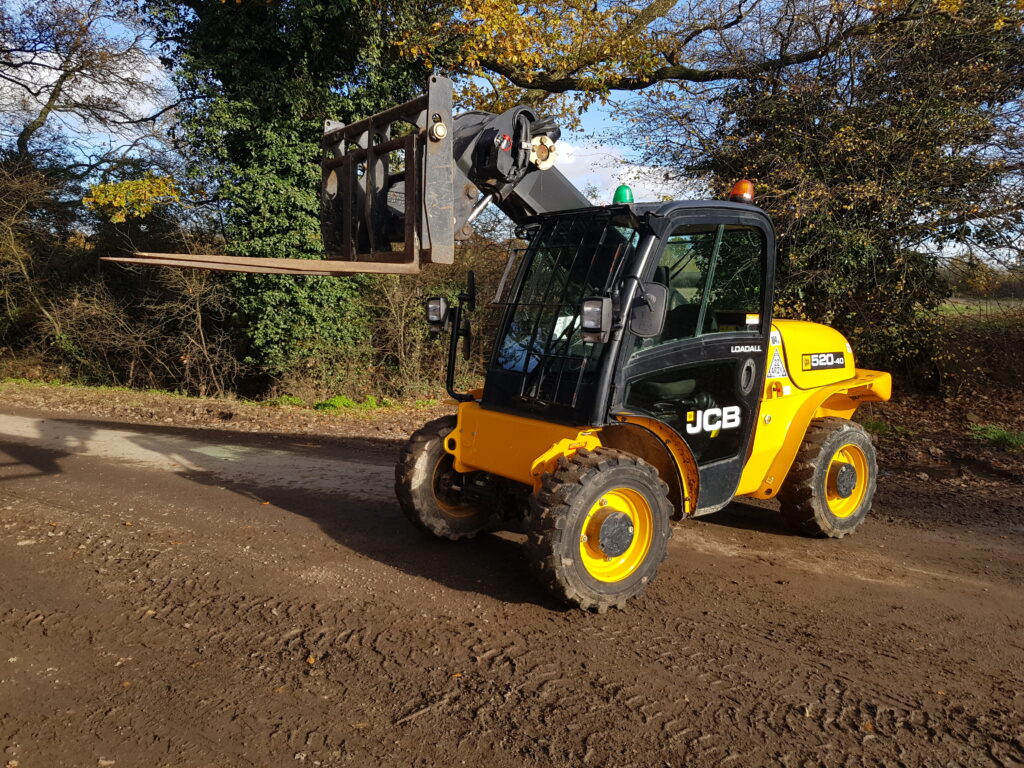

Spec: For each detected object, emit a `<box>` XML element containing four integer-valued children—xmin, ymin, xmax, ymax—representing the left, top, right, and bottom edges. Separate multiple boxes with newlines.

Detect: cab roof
<box><xmin>629</xmin><ymin>199</ymin><xmax>768</xmax><ymax>217</ymax></box>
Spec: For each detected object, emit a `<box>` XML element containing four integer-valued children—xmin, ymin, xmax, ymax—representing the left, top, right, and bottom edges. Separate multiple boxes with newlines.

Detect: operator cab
<box><xmin>485</xmin><ymin>200</ymin><xmax>775</xmax><ymax>513</ymax></box>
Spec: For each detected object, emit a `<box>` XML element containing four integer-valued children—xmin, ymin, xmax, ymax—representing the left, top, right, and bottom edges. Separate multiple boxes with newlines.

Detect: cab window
<box><xmin>637</xmin><ymin>224</ymin><xmax>764</xmax><ymax>350</ymax></box>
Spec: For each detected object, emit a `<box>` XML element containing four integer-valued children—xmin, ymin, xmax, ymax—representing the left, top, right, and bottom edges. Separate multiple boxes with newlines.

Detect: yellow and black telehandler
<box><xmin>113</xmin><ymin>76</ymin><xmax>891</xmax><ymax>612</ymax></box>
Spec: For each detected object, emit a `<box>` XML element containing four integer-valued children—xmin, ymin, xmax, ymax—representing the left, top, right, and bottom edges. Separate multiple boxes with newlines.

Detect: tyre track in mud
<box><xmin>1</xmin><ymin>411</ymin><xmax>1022</xmax><ymax>767</ymax></box>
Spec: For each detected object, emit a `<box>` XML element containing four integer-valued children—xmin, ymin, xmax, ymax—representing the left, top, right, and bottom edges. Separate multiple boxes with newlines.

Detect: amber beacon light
<box><xmin>728</xmin><ymin>179</ymin><xmax>755</xmax><ymax>203</ymax></box>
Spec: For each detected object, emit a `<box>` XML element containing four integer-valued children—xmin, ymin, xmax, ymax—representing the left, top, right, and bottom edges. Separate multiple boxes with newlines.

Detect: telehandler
<box><xmin>111</xmin><ymin>76</ymin><xmax>891</xmax><ymax>612</ymax></box>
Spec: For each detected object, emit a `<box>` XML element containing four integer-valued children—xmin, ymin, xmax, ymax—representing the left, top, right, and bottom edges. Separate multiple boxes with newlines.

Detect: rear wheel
<box><xmin>526</xmin><ymin>448</ymin><xmax>673</xmax><ymax>612</ymax></box>
<box><xmin>395</xmin><ymin>416</ymin><xmax>493</xmax><ymax>540</ymax></box>
<box><xmin>778</xmin><ymin>417</ymin><xmax>877</xmax><ymax>538</ymax></box>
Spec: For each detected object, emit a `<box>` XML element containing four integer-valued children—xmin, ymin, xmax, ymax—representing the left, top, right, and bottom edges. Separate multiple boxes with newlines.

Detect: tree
<box><xmin>141</xmin><ymin>0</ymin><xmax>444</xmax><ymax>390</ymax></box>
<box><xmin>0</xmin><ymin>0</ymin><xmax>172</xmax><ymax>169</ymax></box>
<box><xmin>0</xmin><ymin>163</ymin><xmax>51</xmax><ymax>331</ymax></box>
<box><xmin>0</xmin><ymin>0</ymin><xmax>215</xmax><ymax>390</ymax></box>
<box><xmin>0</xmin><ymin>0</ymin><xmax>178</xmax><ymax>325</ymax></box>
<box><xmin>400</xmin><ymin>0</ymin><xmax>970</xmax><ymax>120</ymax></box>
<box><xmin>616</xmin><ymin>1</ymin><xmax>1024</xmax><ymax>370</ymax></box>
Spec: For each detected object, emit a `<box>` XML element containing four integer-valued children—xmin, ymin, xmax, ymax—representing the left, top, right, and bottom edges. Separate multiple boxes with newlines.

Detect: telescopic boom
<box><xmin>104</xmin><ymin>76</ymin><xmax>588</xmax><ymax>275</ymax></box>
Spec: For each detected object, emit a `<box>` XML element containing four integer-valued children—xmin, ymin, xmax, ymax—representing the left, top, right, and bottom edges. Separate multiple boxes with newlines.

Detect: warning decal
<box><xmin>767</xmin><ymin>349</ymin><xmax>788</xmax><ymax>379</ymax></box>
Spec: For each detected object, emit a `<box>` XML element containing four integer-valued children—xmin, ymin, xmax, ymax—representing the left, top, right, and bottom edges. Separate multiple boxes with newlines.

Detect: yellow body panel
<box><xmin>774</xmin><ymin>319</ymin><xmax>855</xmax><ymax>390</ymax></box>
<box><xmin>736</xmin><ymin>320</ymin><xmax>891</xmax><ymax>498</ymax></box>
<box><xmin>445</xmin><ymin>401</ymin><xmax>600</xmax><ymax>488</ymax></box>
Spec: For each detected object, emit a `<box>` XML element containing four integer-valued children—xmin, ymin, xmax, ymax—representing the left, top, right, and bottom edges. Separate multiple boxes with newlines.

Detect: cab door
<box><xmin>611</xmin><ymin>208</ymin><xmax>775</xmax><ymax>515</ymax></box>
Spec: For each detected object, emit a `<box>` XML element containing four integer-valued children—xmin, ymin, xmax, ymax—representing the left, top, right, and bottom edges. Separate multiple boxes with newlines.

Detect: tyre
<box><xmin>777</xmin><ymin>417</ymin><xmax>878</xmax><ymax>538</ymax></box>
<box><xmin>526</xmin><ymin>447</ymin><xmax>673</xmax><ymax>612</ymax></box>
<box><xmin>395</xmin><ymin>416</ymin><xmax>493</xmax><ymax>540</ymax></box>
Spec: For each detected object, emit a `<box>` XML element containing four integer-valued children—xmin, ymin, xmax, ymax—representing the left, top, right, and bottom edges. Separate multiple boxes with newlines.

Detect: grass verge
<box><xmin>969</xmin><ymin>424</ymin><xmax>1024</xmax><ymax>452</ymax></box>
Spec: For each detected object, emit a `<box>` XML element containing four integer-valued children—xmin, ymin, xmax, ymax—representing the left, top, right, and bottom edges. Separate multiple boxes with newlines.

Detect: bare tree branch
<box><xmin>479</xmin><ymin>6</ymin><xmax>931</xmax><ymax>93</ymax></box>
<box><xmin>0</xmin><ymin>0</ymin><xmax>172</xmax><ymax>160</ymax></box>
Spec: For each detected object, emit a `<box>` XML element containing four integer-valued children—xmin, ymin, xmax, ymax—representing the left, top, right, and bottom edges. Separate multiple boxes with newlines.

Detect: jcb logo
<box><xmin>686</xmin><ymin>406</ymin><xmax>741</xmax><ymax>435</ymax></box>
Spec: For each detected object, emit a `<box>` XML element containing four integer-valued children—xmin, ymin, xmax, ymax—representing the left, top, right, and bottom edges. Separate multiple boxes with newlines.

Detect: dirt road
<box><xmin>1</xmin><ymin>404</ymin><xmax>1021</xmax><ymax>767</ymax></box>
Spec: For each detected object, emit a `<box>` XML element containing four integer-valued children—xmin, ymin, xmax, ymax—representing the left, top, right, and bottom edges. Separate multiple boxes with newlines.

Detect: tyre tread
<box><xmin>395</xmin><ymin>416</ymin><xmax>490</xmax><ymax>540</ymax></box>
<box><xmin>525</xmin><ymin>447</ymin><xmax>672</xmax><ymax>612</ymax></box>
<box><xmin>777</xmin><ymin>417</ymin><xmax>877</xmax><ymax>539</ymax></box>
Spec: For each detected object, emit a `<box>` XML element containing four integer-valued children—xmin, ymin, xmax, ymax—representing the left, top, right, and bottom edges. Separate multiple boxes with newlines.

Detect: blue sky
<box><xmin>557</xmin><ymin>101</ymin><xmax>681</xmax><ymax>204</ymax></box>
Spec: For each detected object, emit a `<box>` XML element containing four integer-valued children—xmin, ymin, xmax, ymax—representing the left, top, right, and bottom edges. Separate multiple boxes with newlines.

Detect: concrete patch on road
<box><xmin>0</xmin><ymin>413</ymin><xmax>392</xmax><ymax>499</ymax></box>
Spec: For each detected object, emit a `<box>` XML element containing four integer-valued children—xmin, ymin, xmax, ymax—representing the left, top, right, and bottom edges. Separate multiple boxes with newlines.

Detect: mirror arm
<box><xmin>445</xmin><ymin>304</ymin><xmax>476</xmax><ymax>402</ymax></box>
<box><xmin>445</xmin><ymin>270</ymin><xmax>481</xmax><ymax>403</ymax></box>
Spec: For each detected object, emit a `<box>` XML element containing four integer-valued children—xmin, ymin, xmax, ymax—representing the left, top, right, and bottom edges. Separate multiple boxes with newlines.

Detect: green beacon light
<box><xmin>612</xmin><ymin>184</ymin><xmax>634</xmax><ymax>204</ymax></box>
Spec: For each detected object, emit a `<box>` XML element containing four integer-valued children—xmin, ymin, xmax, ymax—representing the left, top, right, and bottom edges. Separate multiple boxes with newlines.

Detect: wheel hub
<box><xmin>579</xmin><ymin>487</ymin><xmax>654</xmax><ymax>583</ymax></box>
<box><xmin>595</xmin><ymin>510</ymin><xmax>635</xmax><ymax>558</ymax></box>
<box><xmin>830</xmin><ymin>461</ymin><xmax>858</xmax><ymax>499</ymax></box>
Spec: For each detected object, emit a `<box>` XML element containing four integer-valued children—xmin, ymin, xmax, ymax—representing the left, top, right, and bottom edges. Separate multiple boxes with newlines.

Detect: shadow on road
<box><xmin>0</xmin><ymin>412</ymin><xmax>801</xmax><ymax>608</ymax></box>
<box><xmin>0</xmin><ymin>440</ymin><xmax>70</xmax><ymax>481</ymax></box>
<box><xmin>0</xmin><ymin>413</ymin><xmax>564</xmax><ymax>609</ymax></box>
<box><xmin>698</xmin><ymin>498</ymin><xmax>797</xmax><ymax>538</ymax></box>
<box><xmin>198</xmin><ymin>468</ymin><xmax>561</xmax><ymax>609</ymax></box>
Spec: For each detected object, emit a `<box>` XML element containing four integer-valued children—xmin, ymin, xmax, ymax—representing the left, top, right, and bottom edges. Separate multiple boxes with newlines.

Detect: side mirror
<box><xmin>580</xmin><ymin>297</ymin><xmax>613</xmax><ymax>343</ymax></box>
<box><xmin>425</xmin><ymin>296</ymin><xmax>449</xmax><ymax>331</ymax></box>
<box><xmin>629</xmin><ymin>282</ymin><xmax>667</xmax><ymax>338</ymax></box>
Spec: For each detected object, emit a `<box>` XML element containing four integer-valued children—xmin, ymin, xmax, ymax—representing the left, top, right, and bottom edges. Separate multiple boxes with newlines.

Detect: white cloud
<box><xmin>552</xmin><ymin>140</ymin><xmax>688</xmax><ymax>204</ymax></box>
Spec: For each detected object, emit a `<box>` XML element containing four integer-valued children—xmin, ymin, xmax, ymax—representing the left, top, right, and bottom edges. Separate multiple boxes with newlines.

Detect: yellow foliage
<box><xmin>396</xmin><ymin>0</ymin><xmax>1003</xmax><ymax>117</ymax></box>
<box><xmin>398</xmin><ymin>0</ymin><xmax>670</xmax><ymax>116</ymax></box>
<box><xmin>83</xmin><ymin>173</ymin><xmax>180</xmax><ymax>224</ymax></box>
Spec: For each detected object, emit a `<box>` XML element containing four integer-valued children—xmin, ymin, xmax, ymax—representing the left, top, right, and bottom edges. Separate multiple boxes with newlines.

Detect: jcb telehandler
<box><xmin>112</xmin><ymin>76</ymin><xmax>891</xmax><ymax>612</ymax></box>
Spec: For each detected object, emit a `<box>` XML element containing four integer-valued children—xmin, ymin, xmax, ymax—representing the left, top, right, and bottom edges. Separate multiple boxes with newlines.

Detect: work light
<box><xmin>425</xmin><ymin>297</ymin><xmax>449</xmax><ymax>328</ymax></box>
<box><xmin>580</xmin><ymin>297</ymin><xmax>612</xmax><ymax>343</ymax></box>
<box><xmin>728</xmin><ymin>179</ymin><xmax>755</xmax><ymax>203</ymax></box>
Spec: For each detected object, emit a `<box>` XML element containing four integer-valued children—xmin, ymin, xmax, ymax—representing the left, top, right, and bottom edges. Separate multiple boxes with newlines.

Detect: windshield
<box><xmin>492</xmin><ymin>209</ymin><xmax>639</xmax><ymax>407</ymax></box>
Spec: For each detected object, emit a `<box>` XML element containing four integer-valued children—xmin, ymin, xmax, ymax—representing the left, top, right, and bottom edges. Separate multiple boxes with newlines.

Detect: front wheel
<box><xmin>395</xmin><ymin>416</ymin><xmax>493</xmax><ymax>540</ymax></box>
<box><xmin>526</xmin><ymin>448</ymin><xmax>673</xmax><ymax>613</ymax></box>
<box><xmin>777</xmin><ymin>417</ymin><xmax>878</xmax><ymax>538</ymax></box>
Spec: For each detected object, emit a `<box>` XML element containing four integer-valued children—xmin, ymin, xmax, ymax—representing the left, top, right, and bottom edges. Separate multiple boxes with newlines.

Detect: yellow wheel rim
<box><xmin>578</xmin><ymin>488</ymin><xmax>654</xmax><ymax>583</ymax></box>
<box><xmin>825</xmin><ymin>443</ymin><xmax>869</xmax><ymax>518</ymax></box>
<box><xmin>431</xmin><ymin>454</ymin><xmax>479</xmax><ymax>519</ymax></box>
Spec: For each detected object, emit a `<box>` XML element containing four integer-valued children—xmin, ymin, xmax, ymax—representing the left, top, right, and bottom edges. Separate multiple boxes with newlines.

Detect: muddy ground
<box><xmin>0</xmin><ymin>383</ymin><xmax>1021</xmax><ymax>767</ymax></box>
